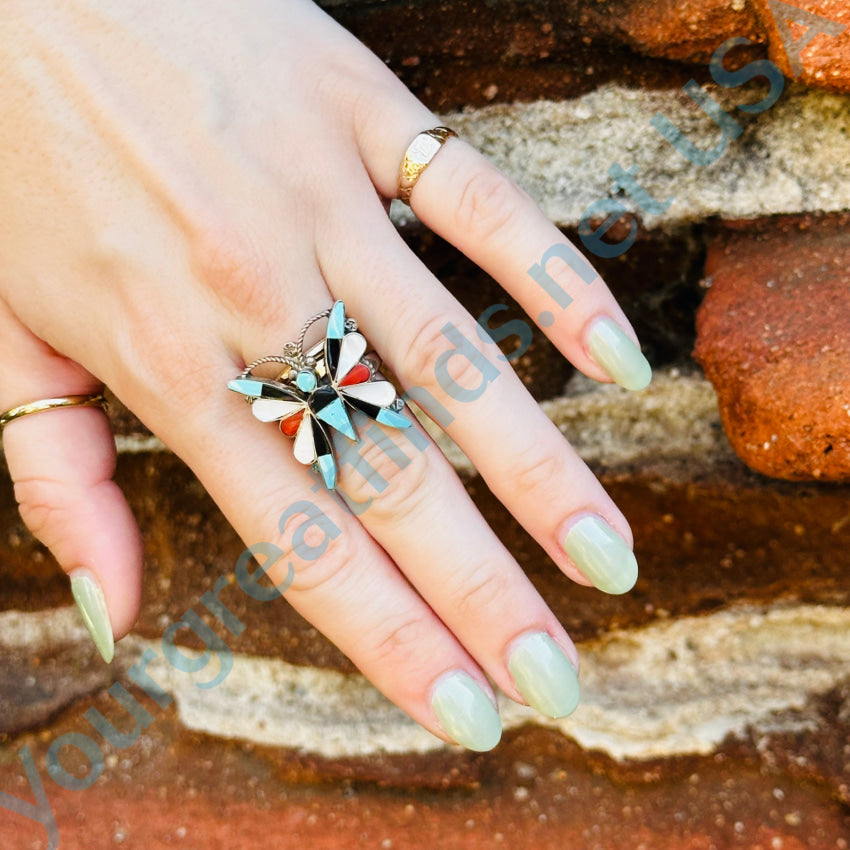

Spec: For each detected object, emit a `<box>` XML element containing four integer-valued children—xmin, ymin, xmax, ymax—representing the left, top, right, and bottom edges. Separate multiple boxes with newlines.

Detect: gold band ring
<box><xmin>397</xmin><ymin>126</ymin><xmax>457</xmax><ymax>205</ymax></box>
<box><xmin>0</xmin><ymin>394</ymin><xmax>109</xmax><ymax>433</ymax></box>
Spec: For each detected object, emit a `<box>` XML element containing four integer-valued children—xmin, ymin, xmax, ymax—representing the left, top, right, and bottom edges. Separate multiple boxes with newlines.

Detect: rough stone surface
<box><xmin>2</xmin><ymin>603</ymin><xmax>850</xmax><ymax>847</ymax></box>
<box><xmin>390</xmin><ymin>84</ymin><xmax>850</xmax><ymax>231</ymax></box>
<box><xmin>325</xmin><ymin>0</ymin><xmax>850</xmax><ymax>100</ymax></box>
<box><xmin>694</xmin><ymin>214</ymin><xmax>850</xmax><ymax>480</ymax></box>
<box><xmin>605</xmin><ymin>0</ymin><xmax>764</xmax><ymax>64</ymax></box>
<box><xmin>4</xmin><ymin>714</ymin><xmax>849</xmax><ymax>849</ymax></box>
<box><xmin>751</xmin><ymin>0</ymin><xmax>850</xmax><ymax>93</ymax></box>
<box><xmin>0</xmin><ymin>641</ymin><xmax>112</xmax><ymax>736</ymax></box>
<box><xmin>323</xmin><ymin>0</ymin><xmax>756</xmax><ymax>111</ymax></box>
<box><xmin>3</xmin><ymin>603</ymin><xmax>848</xmax><ymax>764</ymax></box>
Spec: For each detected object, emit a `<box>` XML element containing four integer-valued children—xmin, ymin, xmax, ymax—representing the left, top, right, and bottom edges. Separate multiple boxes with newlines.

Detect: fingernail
<box><xmin>562</xmin><ymin>515</ymin><xmax>638</xmax><ymax>595</ymax></box>
<box><xmin>70</xmin><ymin>572</ymin><xmax>114</xmax><ymax>663</ymax></box>
<box><xmin>431</xmin><ymin>671</ymin><xmax>502</xmax><ymax>751</ymax></box>
<box><xmin>587</xmin><ymin>317</ymin><xmax>652</xmax><ymax>391</ymax></box>
<box><xmin>508</xmin><ymin>632</ymin><xmax>581</xmax><ymax>719</ymax></box>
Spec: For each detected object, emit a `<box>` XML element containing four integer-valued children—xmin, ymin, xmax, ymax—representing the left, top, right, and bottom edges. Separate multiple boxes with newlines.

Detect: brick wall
<box><xmin>2</xmin><ymin>1</ymin><xmax>849</xmax><ymax>847</ymax></box>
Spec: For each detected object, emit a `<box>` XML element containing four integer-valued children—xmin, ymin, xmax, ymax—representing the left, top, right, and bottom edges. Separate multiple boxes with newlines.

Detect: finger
<box><xmin>332</xmin><ymin>406</ymin><xmax>583</xmax><ymax>720</ymax></box>
<box><xmin>358</xmin><ymin>114</ymin><xmax>652</xmax><ymax>392</ymax></box>
<box><xmin>318</xmin><ymin>196</ymin><xmax>638</xmax><ymax>597</ymax></box>
<box><xmin>166</xmin><ymin>376</ymin><xmax>504</xmax><ymax>751</ymax></box>
<box><xmin>0</xmin><ymin>301</ymin><xmax>143</xmax><ymax>662</ymax></box>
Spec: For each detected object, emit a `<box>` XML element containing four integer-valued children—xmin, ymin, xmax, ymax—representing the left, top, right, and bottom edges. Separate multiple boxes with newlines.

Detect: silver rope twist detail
<box><xmin>239</xmin><ymin>305</ymin><xmax>358</xmax><ymax>379</ymax></box>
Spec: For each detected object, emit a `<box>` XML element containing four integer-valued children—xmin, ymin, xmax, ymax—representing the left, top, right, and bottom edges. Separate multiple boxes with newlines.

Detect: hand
<box><xmin>0</xmin><ymin>0</ymin><xmax>650</xmax><ymax>750</ymax></box>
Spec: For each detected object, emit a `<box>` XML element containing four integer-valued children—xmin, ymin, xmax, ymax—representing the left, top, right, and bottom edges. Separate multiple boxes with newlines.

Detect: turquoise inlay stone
<box><xmin>228</xmin><ymin>378</ymin><xmax>264</xmax><ymax>396</ymax></box>
<box><xmin>316</xmin><ymin>455</ymin><xmax>337</xmax><ymax>490</ymax></box>
<box><xmin>376</xmin><ymin>408</ymin><xmax>411</xmax><ymax>429</ymax></box>
<box><xmin>296</xmin><ymin>370</ymin><xmax>318</xmax><ymax>392</ymax></box>
<box><xmin>327</xmin><ymin>300</ymin><xmax>346</xmax><ymax>340</ymax></box>
<box><xmin>316</xmin><ymin>397</ymin><xmax>356</xmax><ymax>440</ymax></box>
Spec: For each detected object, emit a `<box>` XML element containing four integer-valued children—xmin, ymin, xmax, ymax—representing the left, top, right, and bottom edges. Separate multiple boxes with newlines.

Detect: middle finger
<box><xmin>320</xmin><ymin>193</ymin><xmax>639</xmax><ymax>599</ymax></box>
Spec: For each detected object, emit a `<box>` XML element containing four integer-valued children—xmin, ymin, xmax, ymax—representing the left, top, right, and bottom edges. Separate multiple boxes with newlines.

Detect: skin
<box><xmin>0</xmin><ymin>0</ymin><xmax>643</xmax><ymax>745</ymax></box>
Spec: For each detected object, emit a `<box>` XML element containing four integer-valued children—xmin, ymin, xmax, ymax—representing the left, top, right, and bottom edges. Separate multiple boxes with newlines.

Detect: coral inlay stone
<box><xmin>339</xmin><ymin>364</ymin><xmax>371</xmax><ymax>386</ymax></box>
<box><xmin>280</xmin><ymin>410</ymin><xmax>304</xmax><ymax>436</ymax></box>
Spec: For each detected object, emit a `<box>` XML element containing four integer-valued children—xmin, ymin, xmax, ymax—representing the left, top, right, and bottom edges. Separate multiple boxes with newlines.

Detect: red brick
<box><xmin>750</xmin><ymin>0</ymin><xmax>850</xmax><ymax>93</ymax></box>
<box><xmin>694</xmin><ymin>215</ymin><xmax>850</xmax><ymax>480</ymax></box>
<box><xmin>1</xmin><ymin>713</ymin><xmax>848</xmax><ymax>849</ymax></box>
<box><xmin>611</xmin><ymin>0</ymin><xmax>764</xmax><ymax>64</ymax></box>
<box><xmin>326</xmin><ymin>0</ymin><xmax>850</xmax><ymax>104</ymax></box>
<box><xmin>613</xmin><ymin>0</ymin><xmax>850</xmax><ymax>94</ymax></box>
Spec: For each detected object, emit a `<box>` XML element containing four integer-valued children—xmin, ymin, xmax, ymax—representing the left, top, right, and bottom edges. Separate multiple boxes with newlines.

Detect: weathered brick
<box><xmin>2</xmin><ymin>707</ymin><xmax>849</xmax><ymax>849</ymax></box>
<box><xmin>751</xmin><ymin>0</ymin><xmax>850</xmax><ymax>93</ymax></box>
<box><xmin>325</xmin><ymin>0</ymin><xmax>850</xmax><ymax>105</ymax></box>
<box><xmin>694</xmin><ymin>214</ymin><xmax>850</xmax><ymax>480</ymax></box>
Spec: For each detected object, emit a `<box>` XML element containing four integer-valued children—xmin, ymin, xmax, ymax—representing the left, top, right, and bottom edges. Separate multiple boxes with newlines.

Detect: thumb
<box><xmin>0</xmin><ymin>308</ymin><xmax>143</xmax><ymax>662</ymax></box>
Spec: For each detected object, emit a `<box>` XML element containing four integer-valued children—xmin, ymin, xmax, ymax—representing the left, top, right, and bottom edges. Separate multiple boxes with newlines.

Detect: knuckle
<box><xmin>504</xmin><ymin>441</ymin><xmax>560</xmax><ymax>497</ymax></box>
<box><xmin>367</xmin><ymin>610</ymin><xmax>436</xmax><ymax>671</ymax></box>
<box><xmin>286</xmin><ymin>539</ymin><xmax>354</xmax><ymax>595</ymax></box>
<box><xmin>399</xmin><ymin>310</ymin><xmax>458</xmax><ymax>390</ymax></box>
<box><xmin>399</xmin><ymin>309</ymin><xmax>495</xmax><ymax>396</ymax></box>
<box><xmin>14</xmin><ymin>478</ymin><xmax>73</xmax><ymax>544</ymax></box>
<box><xmin>305</xmin><ymin>45</ymin><xmax>367</xmax><ymax>112</ymax></box>
<box><xmin>191</xmin><ymin>217</ymin><xmax>277</xmax><ymax>322</ymax></box>
<box><xmin>110</xmin><ymin>281</ymin><xmax>220</xmax><ymax>411</ymax></box>
<box><xmin>317</xmin><ymin>67</ymin><xmax>373</xmax><ymax>127</ymax></box>
<box><xmin>342</xmin><ymin>430</ymin><xmax>432</xmax><ymax>524</ymax></box>
<box><xmin>453</xmin><ymin>164</ymin><xmax>527</xmax><ymax>245</ymax></box>
<box><xmin>262</xmin><ymin>502</ymin><xmax>360</xmax><ymax>596</ymax></box>
<box><xmin>120</xmin><ymin>311</ymin><xmax>216</xmax><ymax>412</ymax></box>
<box><xmin>284</xmin><ymin>533</ymin><xmax>358</xmax><ymax>595</ymax></box>
<box><xmin>452</xmin><ymin>565</ymin><xmax>511</xmax><ymax>621</ymax></box>
<box><xmin>306</xmin><ymin>41</ymin><xmax>403</xmax><ymax>131</ymax></box>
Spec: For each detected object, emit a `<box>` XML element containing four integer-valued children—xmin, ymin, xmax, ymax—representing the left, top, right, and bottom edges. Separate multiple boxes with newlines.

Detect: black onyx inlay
<box><xmin>311</xmin><ymin>386</ymin><xmax>338</xmax><ymax>412</ymax></box>
<box><xmin>325</xmin><ymin>337</ymin><xmax>342</xmax><ymax>377</ymax></box>
<box><xmin>346</xmin><ymin>397</ymin><xmax>383</xmax><ymax>419</ymax></box>
<box><xmin>311</xmin><ymin>417</ymin><xmax>332</xmax><ymax>456</ymax></box>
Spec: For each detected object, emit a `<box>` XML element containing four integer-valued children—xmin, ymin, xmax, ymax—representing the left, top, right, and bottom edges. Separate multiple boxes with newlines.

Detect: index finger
<box><xmin>361</xmin><ymin>118</ymin><xmax>651</xmax><ymax>392</ymax></box>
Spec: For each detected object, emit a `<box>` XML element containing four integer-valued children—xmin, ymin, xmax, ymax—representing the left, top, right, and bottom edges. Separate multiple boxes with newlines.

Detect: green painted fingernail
<box><xmin>563</xmin><ymin>515</ymin><xmax>638</xmax><ymax>595</ymax></box>
<box><xmin>508</xmin><ymin>632</ymin><xmax>581</xmax><ymax>719</ymax></box>
<box><xmin>587</xmin><ymin>317</ymin><xmax>652</xmax><ymax>391</ymax></box>
<box><xmin>71</xmin><ymin>573</ymin><xmax>114</xmax><ymax>663</ymax></box>
<box><xmin>431</xmin><ymin>671</ymin><xmax>502</xmax><ymax>751</ymax></box>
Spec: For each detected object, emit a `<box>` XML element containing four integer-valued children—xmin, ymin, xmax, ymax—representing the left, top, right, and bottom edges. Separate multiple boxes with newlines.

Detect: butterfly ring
<box><xmin>228</xmin><ymin>301</ymin><xmax>411</xmax><ymax>490</ymax></box>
